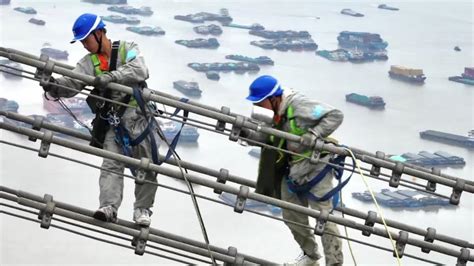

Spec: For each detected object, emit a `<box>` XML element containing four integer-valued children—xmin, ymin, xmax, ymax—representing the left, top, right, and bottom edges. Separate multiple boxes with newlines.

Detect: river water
<box><xmin>1</xmin><ymin>0</ymin><xmax>473</xmax><ymax>265</ymax></box>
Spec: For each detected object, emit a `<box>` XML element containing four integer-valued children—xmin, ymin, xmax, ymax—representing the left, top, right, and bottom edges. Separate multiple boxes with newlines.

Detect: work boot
<box><xmin>93</xmin><ymin>206</ymin><xmax>118</xmax><ymax>223</ymax></box>
<box><xmin>284</xmin><ymin>252</ymin><xmax>320</xmax><ymax>266</ymax></box>
<box><xmin>133</xmin><ymin>208</ymin><xmax>152</xmax><ymax>226</ymax></box>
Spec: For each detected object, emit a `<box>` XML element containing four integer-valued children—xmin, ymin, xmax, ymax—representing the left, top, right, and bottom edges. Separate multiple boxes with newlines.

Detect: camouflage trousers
<box><xmin>281</xmin><ymin>174</ymin><xmax>343</xmax><ymax>265</ymax></box>
<box><xmin>99</xmin><ymin>108</ymin><xmax>160</xmax><ymax>210</ymax></box>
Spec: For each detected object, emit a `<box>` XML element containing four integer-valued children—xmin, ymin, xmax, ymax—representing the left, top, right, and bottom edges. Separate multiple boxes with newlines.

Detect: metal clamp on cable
<box><xmin>310</xmin><ymin>138</ymin><xmax>325</xmax><ymax>164</ymax></box>
<box><xmin>135</xmin><ymin>158</ymin><xmax>150</xmax><ymax>185</ymax></box>
<box><xmin>39</xmin><ymin>59</ymin><xmax>56</xmax><ymax>88</ymax></box>
<box><xmin>229</xmin><ymin>115</ymin><xmax>245</xmax><ymax>142</ymax></box>
<box><xmin>216</xmin><ymin>106</ymin><xmax>230</xmax><ymax>132</ymax></box>
<box><xmin>131</xmin><ymin>227</ymin><xmax>150</xmax><ymax>256</ymax></box>
<box><xmin>29</xmin><ymin>115</ymin><xmax>46</xmax><ymax>142</ymax></box>
<box><xmin>37</xmin><ymin>194</ymin><xmax>55</xmax><ymax>229</ymax></box>
<box><xmin>426</xmin><ymin>168</ymin><xmax>439</xmax><ymax>192</ymax></box>
<box><xmin>214</xmin><ymin>168</ymin><xmax>229</xmax><ymax>194</ymax></box>
<box><xmin>224</xmin><ymin>246</ymin><xmax>245</xmax><ymax>266</ymax></box>
<box><xmin>422</xmin><ymin>227</ymin><xmax>436</xmax><ymax>253</ymax></box>
<box><xmin>394</xmin><ymin>231</ymin><xmax>409</xmax><ymax>258</ymax></box>
<box><xmin>370</xmin><ymin>151</ymin><xmax>385</xmax><ymax>176</ymax></box>
<box><xmin>362</xmin><ymin>210</ymin><xmax>377</xmax><ymax>236</ymax></box>
<box><xmin>38</xmin><ymin>131</ymin><xmax>53</xmax><ymax>158</ymax></box>
<box><xmin>234</xmin><ymin>186</ymin><xmax>249</xmax><ymax>213</ymax></box>
<box><xmin>314</xmin><ymin>209</ymin><xmax>329</xmax><ymax>236</ymax></box>
<box><xmin>450</xmin><ymin>179</ymin><xmax>465</xmax><ymax>205</ymax></box>
<box><xmin>389</xmin><ymin>162</ymin><xmax>404</xmax><ymax>188</ymax></box>
<box><xmin>456</xmin><ymin>248</ymin><xmax>470</xmax><ymax>266</ymax></box>
<box><xmin>34</xmin><ymin>54</ymin><xmax>50</xmax><ymax>79</ymax></box>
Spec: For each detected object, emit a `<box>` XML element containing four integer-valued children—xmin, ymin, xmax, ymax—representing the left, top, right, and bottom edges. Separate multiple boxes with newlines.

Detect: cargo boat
<box><xmin>101</xmin><ymin>15</ymin><xmax>140</xmax><ymax>25</ymax></box>
<box><xmin>224</xmin><ymin>23</ymin><xmax>264</xmax><ymax>31</ymax></box>
<box><xmin>0</xmin><ymin>0</ymin><xmax>11</xmax><ymax>5</ymax></box>
<box><xmin>193</xmin><ymin>24</ymin><xmax>222</xmax><ymax>35</ymax></box>
<box><xmin>345</xmin><ymin>93</ymin><xmax>385</xmax><ymax>109</ymax></box>
<box><xmin>206</xmin><ymin>71</ymin><xmax>220</xmax><ymax>81</ymax></box>
<box><xmin>352</xmin><ymin>189</ymin><xmax>450</xmax><ymax>208</ymax></box>
<box><xmin>420</xmin><ymin>130</ymin><xmax>474</xmax><ymax>148</ymax></box>
<box><xmin>219</xmin><ymin>192</ymin><xmax>281</xmax><ymax>215</ymax></box>
<box><xmin>28</xmin><ymin>18</ymin><xmax>45</xmax><ymax>26</ymax></box>
<box><xmin>175</xmin><ymin>38</ymin><xmax>219</xmax><ymax>48</ymax></box>
<box><xmin>107</xmin><ymin>5</ymin><xmax>153</xmax><ymax>16</ymax></box>
<box><xmin>340</xmin><ymin>8</ymin><xmax>364</xmax><ymax>17</ymax></box>
<box><xmin>173</xmin><ymin>80</ymin><xmax>202</xmax><ymax>97</ymax></box>
<box><xmin>159</xmin><ymin>121</ymin><xmax>200</xmax><ymax>143</ymax></box>
<box><xmin>0</xmin><ymin>59</ymin><xmax>23</xmax><ymax>79</ymax></box>
<box><xmin>248</xmin><ymin>148</ymin><xmax>261</xmax><ymax>158</ymax></box>
<box><xmin>14</xmin><ymin>7</ymin><xmax>37</xmax><ymax>14</ymax></box>
<box><xmin>225</xmin><ymin>55</ymin><xmax>274</xmax><ymax>65</ymax></box>
<box><xmin>126</xmin><ymin>26</ymin><xmax>165</xmax><ymax>36</ymax></box>
<box><xmin>337</xmin><ymin>31</ymin><xmax>388</xmax><ymax>51</ymax></box>
<box><xmin>392</xmin><ymin>151</ymin><xmax>466</xmax><ymax>167</ymax></box>
<box><xmin>378</xmin><ymin>4</ymin><xmax>399</xmax><ymax>11</ymax></box>
<box><xmin>448</xmin><ymin>67</ymin><xmax>474</xmax><ymax>86</ymax></box>
<box><xmin>82</xmin><ymin>0</ymin><xmax>127</xmax><ymax>4</ymax></box>
<box><xmin>389</xmin><ymin>65</ymin><xmax>426</xmax><ymax>83</ymax></box>
<box><xmin>43</xmin><ymin>96</ymin><xmax>91</xmax><ymax>116</ymax></box>
<box><xmin>40</xmin><ymin>47</ymin><xmax>69</xmax><ymax>60</ymax></box>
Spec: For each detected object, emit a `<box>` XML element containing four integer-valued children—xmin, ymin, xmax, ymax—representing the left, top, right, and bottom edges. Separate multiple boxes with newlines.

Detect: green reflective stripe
<box><xmin>287</xmin><ymin>105</ymin><xmax>306</xmax><ymax>136</ymax></box>
<box><xmin>291</xmin><ymin>150</ymin><xmax>312</xmax><ymax>163</ymax></box>
<box><xmin>90</xmin><ymin>54</ymin><xmax>103</xmax><ymax>76</ymax></box>
<box><xmin>128</xmin><ymin>97</ymin><xmax>138</xmax><ymax>107</ymax></box>
<box><xmin>119</xmin><ymin>41</ymin><xmax>126</xmax><ymax>64</ymax></box>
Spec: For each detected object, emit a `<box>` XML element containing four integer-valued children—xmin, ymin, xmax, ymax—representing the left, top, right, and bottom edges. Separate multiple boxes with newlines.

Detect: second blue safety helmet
<box><xmin>246</xmin><ymin>75</ymin><xmax>283</xmax><ymax>103</ymax></box>
<box><xmin>70</xmin><ymin>13</ymin><xmax>106</xmax><ymax>44</ymax></box>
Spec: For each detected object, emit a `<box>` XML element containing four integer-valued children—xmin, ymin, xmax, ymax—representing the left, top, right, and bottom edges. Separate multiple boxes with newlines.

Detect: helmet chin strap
<box><xmin>92</xmin><ymin>31</ymin><xmax>102</xmax><ymax>54</ymax></box>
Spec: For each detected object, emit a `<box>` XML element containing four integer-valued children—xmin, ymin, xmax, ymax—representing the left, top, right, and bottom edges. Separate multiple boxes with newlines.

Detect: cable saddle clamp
<box><xmin>309</xmin><ymin>138</ymin><xmax>325</xmax><ymax>165</ymax></box>
<box><xmin>456</xmin><ymin>248</ymin><xmax>470</xmax><ymax>266</ymax></box>
<box><xmin>450</xmin><ymin>179</ymin><xmax>465</xmax><ymax>205</ymax></box>
<box><xmin>422</xmin><ymin>227</ymin><xmax>436</xmax><ymax>253</ymax></box>
<box><xmin>135</xmin><ymin>158</ymin><xmax>150</xmax><ymax>185</ymax></box>
<box><xmin>38</xmin><ymin>130</ymin><xmax>53</xmax><ymax>158</ymax></box>
<box><xmin>29</xmin><ymin>115</ymin><xmax>46</xmax><ymax>142</ymax></box>
<box><xmin>234</xmin><ymin>186</ymin><xmax>249</xmax><ymax>213</ymax></box>
<box><xmin>370</xmin><ymin>151</ymin><xmax>385</xmax><ymax>176</ymax></box>
<box><xmin>213</xmin><ymin>168</ymin><xmax>229</xmax><ymax>195</ymax></box>
<box><xmin>37</xmin><ymin>194</ymin><xmax>55</xmax><ymax>229</ymax></box>
<box><xmin>216</xmin><ymin>106</ymin><xmax>230</xmax><ymax>132</ymax></box>
<box><xmin>229</xmin><ymin>115</ymin><xmax>245</xmax><ymax>142</ymax></box>
<box><xmin>426</xmin><ymin>168</ymin><xmax>439</xmax><ymax>192</ymax></box>
<box><xmin>393</xmin><ymin>231</ymin><xmax>409</xmax><ymax>258</ymax></box>
<box><xmin>362</xmin><ymin>210</ymin><xmax>377</xmax><ymax>237</ymax></box>
<box><xmin>131</xmin><ymin>227</ymin><xmax>150</xmax><ymax>256</ymax></box>
<box><xmin>314</xmin><ymin>209</ymin><xmax>329</xmax><ymax>236</ymax></box>
<box><xmin>224</xmin><ymin>246</ymin><xmax>245</xmax><ymax>266</ymax></box>
<box><xmin>389</xmin><ymin>162</ymin><xmax>404</xmax><ymax>188</ymax></box>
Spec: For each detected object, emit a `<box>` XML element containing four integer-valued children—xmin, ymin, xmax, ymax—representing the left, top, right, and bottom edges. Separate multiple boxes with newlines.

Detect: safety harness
<box><xmin>87</xmin><ymin>41</ymin><xmax>189</xmax><ymax>176</ymax></box>
<box><xmin>283</xmin><ymin>105</ymin><xmax>354</xmax><ymax>205</ymax></box>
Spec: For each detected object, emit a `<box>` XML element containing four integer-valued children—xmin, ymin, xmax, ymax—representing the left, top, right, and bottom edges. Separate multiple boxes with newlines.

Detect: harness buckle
<box><xmin>370</xmin><ymin>151</ymin><xmax>385</xmax><ymax>176</ymax></box>
<box><xmin>422</xmin><ymin>227</ymin><xmax>436</xmax><ymax>253</ymax></box>
<box><xmin>234</xmin><ymin>186</ymin><xmax>249</xmax><ymax>213</ymax></box>
<box><xmin>131</xmin><ymin>227</ymin><xmax>150</xmax><ymax>256</ymax></box>
<box><xmin>229</xmin><ymin>115</ymin><xmax>245</xmax><ymax>142</ymax></box>
<box><xmin>450</xmin><ymin>179</ymin><xmax>465</xmax><ymax>205</ymax></box>
<box><xmin>362</xmin><ymin>210</ymin><xmax>377</xmax><ymax>236</ymax></box>
<box><xmin>394</xmin><ymin>231</ymin><xmax>409</xmax><ymax>258</ymax></box>
<box><xmin>426</xmin><ymin>168</ymin><xmax>439</xmax><ymax>192</ymax></box>
<box><xmin>135</xmin><ymin>158</ymin><xmax>150</xmax><ymax>185</ymax></box>
<box><xmin>224</xmin><ymin>246</ymin><xmax>245</xmax><ymax>266</ymax></box>
<box><xmin>37</xmin><ymin>194</ymin><xmax>55</xmax><ymax>229</ymax></box>
<box><xmin>107</xmin><ymin>111</ymin><xmax>121</xmax><ymax>127</ymax></box>
<box><xmin>314</xmin><ymin>209</ymin><xmax>329</xmax><ymax>236</ymax></box>
<box><xmin>389</xmin><ymin>162</ymin><xmax>404</xmax><ymax>188</ymax></box>
<box><xmin>39</xmin><ymin>131</ymin><xmax>53</xmax><ymax>158</ymax></box>
<box><xmin>457</xmin><ymin>248</ymin><xmax>470</xmax><ymax>266</ymax></box>
<box><xmin>29</xmin><ymin>115</ymin><xmax>46</xmax><ymax>142</ymax></box>
<box><xmin>216</xmin><ymin>106</ymin><xmax>230</xmax><ymax>132</ymax></box>
<box><xmin>214</xmin><ymin>168</ymin><xmax>229</xmax><ymax>194</ymax></box>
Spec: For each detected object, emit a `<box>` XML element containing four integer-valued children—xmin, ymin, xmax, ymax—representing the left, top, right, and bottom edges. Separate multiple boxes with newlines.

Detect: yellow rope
<box><xmin>344</xmin><ymin>148</ymin><xmax>402</xmax><ymax>266</ymax></box>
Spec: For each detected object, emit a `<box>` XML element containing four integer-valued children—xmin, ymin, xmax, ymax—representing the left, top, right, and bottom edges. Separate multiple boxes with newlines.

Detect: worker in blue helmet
<box><xmin>41</xmin><ymin>13</ymin><xmax>160</xmax><ymax>227</ymax></box>
<box><xmin>244</xmin><ymin>75</ymin><xmax>345</xmax><ymax>266</ymax></box>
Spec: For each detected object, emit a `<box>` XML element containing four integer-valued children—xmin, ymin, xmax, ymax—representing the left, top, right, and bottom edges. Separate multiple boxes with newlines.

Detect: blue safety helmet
<box><xmin>246</xmin><ymin>75</ymin><xmax>283</xmax><ymax>103</ymax></box>
<box><xmin>70</xmin><ymin>13</ymin><xmax>106</xmax><ymax>44</ymax></box>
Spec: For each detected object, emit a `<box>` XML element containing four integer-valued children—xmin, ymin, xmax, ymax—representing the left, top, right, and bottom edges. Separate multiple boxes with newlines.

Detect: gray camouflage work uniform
<box><xmin>249</xmin><ymin>89</ymin><xmax>344</xmax><ymax>265</ymax></box>
<box><xmin>48</xmin><ymin>40</ymin><xmax>160</xmax><ymax>211</ymax></box>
